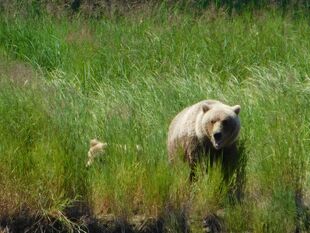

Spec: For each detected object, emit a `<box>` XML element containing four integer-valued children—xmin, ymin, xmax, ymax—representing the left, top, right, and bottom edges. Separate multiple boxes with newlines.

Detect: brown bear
<box><xmin>86</xmin><ymin>139</ymin><xmax>108</xmax><ymax>167</ymax></box>
<box><xmin>167</xmin><ymin>99</ymin><xmax>241</xmax><ymax>181</ymax></box>
<box><xmin>86</xmin><ymin>139</ymin><xmax>143</xmax><ymax>167</ymax></box>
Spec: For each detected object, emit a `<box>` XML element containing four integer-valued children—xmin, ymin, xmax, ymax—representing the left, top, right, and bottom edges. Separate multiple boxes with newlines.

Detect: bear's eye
<box><xmin>211</xmin><ymin>120</ymin><xmax>216</xmax><ymax>124</ymax></box>
<box><xmin>222</xmin><ymin>119</ymin><xmax>229</xmax><ymax>126</ymax></box>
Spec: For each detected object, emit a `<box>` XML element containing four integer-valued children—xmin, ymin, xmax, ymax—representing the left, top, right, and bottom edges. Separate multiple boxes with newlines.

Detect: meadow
<box><xmin>1</xmin><ymin>3</ymin><xmax>310</xmax><ymax>232</ymax></box>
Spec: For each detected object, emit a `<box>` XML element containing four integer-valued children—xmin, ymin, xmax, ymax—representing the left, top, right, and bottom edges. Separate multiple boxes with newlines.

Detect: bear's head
<box><xmin>201</xmin><ymin>102</ymin><xmax>241</xmax><ymax>150</ymax></box>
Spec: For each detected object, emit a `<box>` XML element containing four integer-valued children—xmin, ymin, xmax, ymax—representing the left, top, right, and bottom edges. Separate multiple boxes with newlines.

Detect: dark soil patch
<box><xmin>0</xmin><ymin>210</ymin><xmax>165</xmax><ymax>233</ymax></box>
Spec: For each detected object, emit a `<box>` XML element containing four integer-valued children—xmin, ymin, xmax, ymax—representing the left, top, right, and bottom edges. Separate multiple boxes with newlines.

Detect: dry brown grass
<box><xmin>66</xmin><ymin>24</ymin><xmax>97</xmax><ymax>46</ymax></box>
<box><xmin>0</xmin><ymin>57</ymin><xmax>38</xmax><ymax>87</ymax></box>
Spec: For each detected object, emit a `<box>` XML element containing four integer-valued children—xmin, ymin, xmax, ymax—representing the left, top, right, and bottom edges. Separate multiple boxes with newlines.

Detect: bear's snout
<box><xmin>213</xmin><ymin>132</ymin><xmax>222</xmax><ymax>141</ymax></box>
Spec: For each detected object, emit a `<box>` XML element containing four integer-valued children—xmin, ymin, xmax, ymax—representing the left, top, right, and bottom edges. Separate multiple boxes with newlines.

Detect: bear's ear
<box><xmin>202</xmin><ymin>104</ymin><xmax>210</xmax><ymax>113</ymax></box>
<box><xmin>232</xmin><ymin>105</ymin><xmax>241</xmax><ymax>115</ymax></box>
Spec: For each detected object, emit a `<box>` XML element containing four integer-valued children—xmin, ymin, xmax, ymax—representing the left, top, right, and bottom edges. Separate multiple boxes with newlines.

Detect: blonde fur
<box><xmin>167</xmin><ymin>100</ymin><xmax>241</xmax><ymax>167</ymax></box>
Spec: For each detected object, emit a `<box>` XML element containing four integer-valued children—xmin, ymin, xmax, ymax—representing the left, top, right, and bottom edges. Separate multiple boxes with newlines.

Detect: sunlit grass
<box><xmin>0</xmin><ymin>8</ymin><xmax>310</xmax><ymax>232</ymax></box>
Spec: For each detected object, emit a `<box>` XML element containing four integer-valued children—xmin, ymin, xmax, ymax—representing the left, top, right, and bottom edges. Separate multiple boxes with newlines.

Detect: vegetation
<box><xmin>0</xmin><ymin>2</ymin><xmax>310</xmax><ymax>232</ymax></box>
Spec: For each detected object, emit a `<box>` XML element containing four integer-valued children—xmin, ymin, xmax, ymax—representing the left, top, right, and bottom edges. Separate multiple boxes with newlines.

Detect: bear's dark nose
<box><xmin>213</xmin><ymin>132</ymin><xmax>222</xmax><ymax>141</ymax></box>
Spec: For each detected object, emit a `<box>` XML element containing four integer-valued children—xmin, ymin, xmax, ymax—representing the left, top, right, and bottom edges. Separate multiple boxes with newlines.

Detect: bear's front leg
<box><xmin>185</xmin><ymin>137</ymin><xmax>201</xmax><ymax>182</ymax></box>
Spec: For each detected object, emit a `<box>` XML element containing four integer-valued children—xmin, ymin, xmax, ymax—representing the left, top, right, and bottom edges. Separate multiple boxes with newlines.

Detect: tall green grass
<box><xmin>1</xmin><ymin>8</ymin><xmax>310</xmax><ymax>232</ymax></box>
